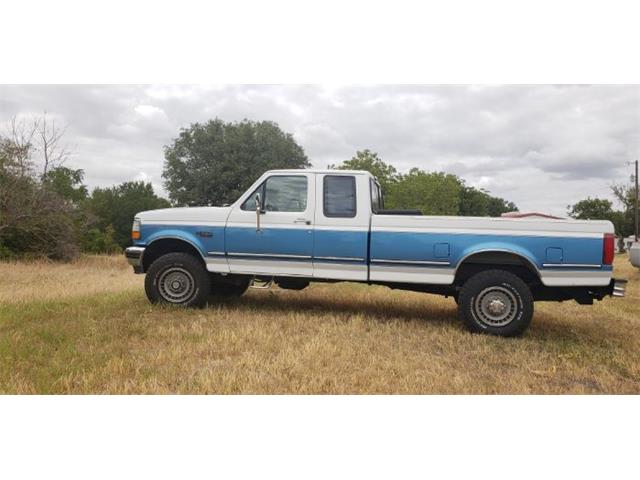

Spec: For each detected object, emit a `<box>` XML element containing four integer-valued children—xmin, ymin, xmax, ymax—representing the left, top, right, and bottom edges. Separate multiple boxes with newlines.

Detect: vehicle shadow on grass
<box><xmin>209</xmin><ymin>290</ymin><xmax>460</xmax><ymax>327</ymax></box>
<box><xmin>526</xmin><ymin>310</ymin><xmax>627</xmax><ymax>348</ymax></box>
<box><xmin>203</xmin><ymin>292</ymin><xmax>628</xmax><ymax>348</ymax></box>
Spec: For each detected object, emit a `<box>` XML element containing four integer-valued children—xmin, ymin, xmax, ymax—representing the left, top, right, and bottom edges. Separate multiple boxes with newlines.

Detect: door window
<box><xmin>241</xmin><ymin>184</ymin><xmax>264</xmax><ymax>211</ymax></box>
<box><xmin>241</xmin><ymin>176</ymin><xmax>307</xmax><ymax>212</ymax></box>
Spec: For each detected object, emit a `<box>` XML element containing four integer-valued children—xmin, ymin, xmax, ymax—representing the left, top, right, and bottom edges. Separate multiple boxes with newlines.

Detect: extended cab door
<box><xmin>225</xmin><ymin>172</ymin><xmax>315</xmax><ymax>276</ymax></box>
<box><xmin>312</xmin><ymin>173</ymin><xmax>370</xmax><ymax>281</ymax></box>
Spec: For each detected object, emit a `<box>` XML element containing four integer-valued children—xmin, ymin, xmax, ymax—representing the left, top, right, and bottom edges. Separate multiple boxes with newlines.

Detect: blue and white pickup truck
<box><xmin>125</xmin><ymin>169</ymin><xmax>626</xmax><ymax>336</ymax></box>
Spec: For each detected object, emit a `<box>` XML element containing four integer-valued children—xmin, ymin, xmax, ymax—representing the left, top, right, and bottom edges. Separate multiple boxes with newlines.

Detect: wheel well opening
<box><xmin>454</xmin><ymin>251</ymin><xmax>541</xmax><ymax>287</ymax></box>
<box><xmin>142</xmin><ymin>238</ymin><xmax>205</xmax><ymax>272</ymax></box>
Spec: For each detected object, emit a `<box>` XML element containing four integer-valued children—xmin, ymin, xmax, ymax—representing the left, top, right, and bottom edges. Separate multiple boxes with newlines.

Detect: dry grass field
<box><xmin>0</xmin><ymin>254</ymin><xmax>638</xmax><ymax>394</ymax></box>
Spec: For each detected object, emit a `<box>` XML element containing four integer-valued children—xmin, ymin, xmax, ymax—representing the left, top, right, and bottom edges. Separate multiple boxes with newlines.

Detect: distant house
<box><xmin>501</xmin><ymin>212</ymin><xmax>564</xmax><ymax>220</ymax></box>
<box><xmin>623</xmin><ymin>236</ymin><xmax>637</xmax><ymax>250</ymax></box>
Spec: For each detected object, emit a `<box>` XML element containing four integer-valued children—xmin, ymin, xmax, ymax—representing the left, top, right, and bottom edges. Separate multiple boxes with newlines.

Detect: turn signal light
<box><xmin>131</xmin><ymin>217</ymin><xmax>141</xmax><ymax>241</ymax></box>
<box><xmin>603</xmin><ymin>233</ymin><xmax>614</xmax><ymax>265</ymax></box>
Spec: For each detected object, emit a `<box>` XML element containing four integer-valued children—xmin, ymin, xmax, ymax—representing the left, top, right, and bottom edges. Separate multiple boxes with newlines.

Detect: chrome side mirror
<box><xmin>255</xmin><ymin>193</ymin><xmax>261</xmax><ymax>232</ymax></box>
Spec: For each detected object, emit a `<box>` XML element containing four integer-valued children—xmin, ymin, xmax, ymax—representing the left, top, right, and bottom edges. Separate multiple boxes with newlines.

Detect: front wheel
<box><xmin>458</xmin><ymin>269</ymin><xmax>534</xmax><ymax>337</ymax></box>
<box><xmin>145</xmin><ymin>252</ymin><xmax>211</xmax><ymax>307</ymax></box>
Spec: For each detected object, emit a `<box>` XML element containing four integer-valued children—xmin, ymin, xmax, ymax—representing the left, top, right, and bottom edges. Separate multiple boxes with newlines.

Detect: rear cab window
<box><xmin>323</xmin><ymin>175</ymin><xmax>357</xmax><ymax>218</ymax></box>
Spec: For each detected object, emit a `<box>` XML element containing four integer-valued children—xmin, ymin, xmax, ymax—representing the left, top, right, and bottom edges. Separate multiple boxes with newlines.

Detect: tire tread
<box><xmin>458</xmin><ymin>269</ymin><xmax>534</xmax><ymax>337</ymax></box>
<box><xmin>145</xmin><ymin>252</ymin><xmax>211</xmax><ymax>307</ymax></box>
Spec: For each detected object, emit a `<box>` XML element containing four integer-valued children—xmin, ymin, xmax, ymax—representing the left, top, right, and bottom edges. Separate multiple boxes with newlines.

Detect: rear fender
<box><xmin>456</xmin><ymin>242</ymin><xmax>539</xmax><ymax>270</ymax></box>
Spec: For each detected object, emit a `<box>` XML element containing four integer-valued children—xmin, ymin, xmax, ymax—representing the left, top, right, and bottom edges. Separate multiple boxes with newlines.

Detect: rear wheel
<box><xmin>145</xmin><ymin>252</ymin><xmax>211</xmax><ymax>307</ymax></box>
<box><xmin>458</xmin><ymin>269</ymin><xmax>533</xmax><ymax>337</ymax></box>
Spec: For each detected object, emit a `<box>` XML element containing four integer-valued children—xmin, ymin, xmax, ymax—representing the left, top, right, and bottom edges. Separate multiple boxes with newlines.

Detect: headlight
<box><xmin>131</xmin><ymin>217</ymin><xmax>141</xmax><ymax>240</ymax></box>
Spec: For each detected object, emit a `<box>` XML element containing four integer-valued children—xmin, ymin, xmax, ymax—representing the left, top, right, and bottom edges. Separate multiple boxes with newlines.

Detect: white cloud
<box><xmin>0</xmin><ymin>84</ymin><xmax>638</xmax><ymax>216</ymax></box>
<box><xmin>135</xmin><ymin>171</ymin><xmax>150</xmax><ymax>182</ymax></box>
<box><xmin>134</xmin><ymin>104</ymin><xmax>165</xmax><ymax>118</ymax></box>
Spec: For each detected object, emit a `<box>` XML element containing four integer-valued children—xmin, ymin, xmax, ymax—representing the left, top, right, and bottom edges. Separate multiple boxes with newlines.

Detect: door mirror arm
<box><xmin>255</xmin><ymin>194</ymin><xmax>262</xmax><ymax>232</ymax></box>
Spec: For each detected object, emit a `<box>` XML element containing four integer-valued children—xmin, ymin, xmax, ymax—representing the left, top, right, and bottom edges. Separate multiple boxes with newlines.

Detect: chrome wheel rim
<box><xmin>474</xmin><ymin>286</ymin><xmax>517</xmax><ymax>327</ymax></box>
<box><xmin>158</xmin><ymin>267</ymin><xmax>196</xmax><ymax>303</ymax></box>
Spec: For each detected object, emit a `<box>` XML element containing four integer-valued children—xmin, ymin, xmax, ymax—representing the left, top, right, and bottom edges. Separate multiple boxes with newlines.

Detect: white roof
<box><xmin>266</xmin><ymin>168</ymin><xmax>373</xmax><ymax>176</ymax></box>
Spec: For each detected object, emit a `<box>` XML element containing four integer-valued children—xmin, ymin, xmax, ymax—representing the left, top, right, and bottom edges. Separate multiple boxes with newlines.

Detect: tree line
<box><xmin>567</xmin><ymin>184</ymin><xmax>637</xmax><ymax>249</ymax></box>
<box><xmin>0</xmin><ymin>116</ymin><xmax>168</xmax><ymax>260</ymax></box>
<box><xmin>13</xmin><ymin>115</ymin><xmax>636</xmax><ymax>262</ymax></box>
<box><xmin>163</xmin><ymin>119</ymin><xmax>519</xmax><ymax>217</ymax></box>
<box><xmin>329</xmin><ymin>150</ymin><xmax>517</xmax><ymax>216</ymax></box>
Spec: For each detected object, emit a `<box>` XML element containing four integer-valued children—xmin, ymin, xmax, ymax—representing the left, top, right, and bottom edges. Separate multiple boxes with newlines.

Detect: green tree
<box><xmin>459</xmin><ymin>186</ymin><xmax>491</xmax><ymax>216</ymax></box>
<box><xmin>0</xmin><ymin>137</ymin><xmax>79</xmax><ymax>260</ymax></box>
<box><xmin>42</xmin><ymin>166</ymin><xmax>88</xmax><ymax>204</ymax></box>
<box><xmin>567</xmin><ymin>197</ymin><xmax>616</xmax><ymax>220</ymax></box>
<box><xmin>487</xmin><ymin>195</ymin><xmax>518</xmax><ymax>217</ymax></box>
<box><xmin>84</xmin><ymin>181</ymin><xmax>170</xmax><ymax>248</ymax></box>
<box><xmin>387</xmin><ymin>168</ymin><xmax>462</xmax><ymax>215</ymax></box>
<box><xmin>163</xmin><ymin>119</ymin><xmax>310</xmax><ymax>206</ymax></box>
<box><xmin>331</xmin><ymin>150</ymin><xmax>518</xmax><ymax>216</ymax></box>
<box><xmin>330</xmin><ymin>150</ymin><xmax>399</xmax><ymax>192</ymax></box>
<box><xmin>567</xmin><ymin>196</ymin><xmax>630</xmax><ymax>239</ymax></box>
<box><xmin>458</xmin><ymin>183</ymin><xmax>518</xmax><ymax>217</ymax></box>
<box><xmin>611</xmin><ymin>182</ymin><xmax>637</xmax><ymax>237</ymax></box>
<box><xmin>81</xmin><ymin>224</ymin><xmax>121</xmax><ymax>254</ymax></box>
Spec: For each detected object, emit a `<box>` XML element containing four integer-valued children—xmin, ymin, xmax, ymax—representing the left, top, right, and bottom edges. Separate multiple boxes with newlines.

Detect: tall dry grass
<box><xmin>0</xmin><ymin>254</ymin><xmax>638</xmax><ymax>394</ymax></box>
<box><xmin>0</xmin><ymin>255</ymin><xmax>142</xmax><ymax>304</ymax></box>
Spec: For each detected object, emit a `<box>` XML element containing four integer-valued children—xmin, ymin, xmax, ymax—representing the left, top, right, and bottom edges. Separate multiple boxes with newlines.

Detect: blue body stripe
<box><xmin>370</xmin><ymin>231</ymin><xmax>608</xmax><ymax>270</ymax></box>
<box><xmin>313</xmin><ymin>229</ymin><xmax>368</xmax><ymax>263</ymax></box>
<box><xmin>225</xmin><ymin>226</ymin><xmax>313</xmax><ymax>257</ymax></box>
<box><xmin>137</xmin><ymin>225</ymin><xmax>609</xmax><ymax>272</ymax></box>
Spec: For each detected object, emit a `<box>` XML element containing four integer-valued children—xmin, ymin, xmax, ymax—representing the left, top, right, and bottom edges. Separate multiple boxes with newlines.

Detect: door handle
<box><xmin>294</xmin><ymin>218</ymin><xmax>311</xmax><ymax>225</ymax></box>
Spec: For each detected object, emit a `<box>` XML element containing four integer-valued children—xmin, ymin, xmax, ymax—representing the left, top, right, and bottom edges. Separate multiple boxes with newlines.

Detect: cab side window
<box><xmin>324</xmin><ymin>175</ymin><xmax>356</xmax><ymax>218</ymax></box>
<box><xmin>370</xmin><ymin>178</ymin><xmax>382</xmax><ymax>213</ymax></box>
<box><xmin>241</xmin><ymin>176</ymin><xmax>307</xmax><ymax>212</ymax></box>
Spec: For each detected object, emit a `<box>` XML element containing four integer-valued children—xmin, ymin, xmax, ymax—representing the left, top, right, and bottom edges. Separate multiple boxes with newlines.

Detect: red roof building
<box><xmin>501</xmin><ymin>212</ymin><xmax>564</xmax><ymax>220</ymax></box>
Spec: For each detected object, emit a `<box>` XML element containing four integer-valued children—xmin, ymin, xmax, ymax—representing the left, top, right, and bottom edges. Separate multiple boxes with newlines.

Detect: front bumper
<box><xmin>124</xmin><ymin>246</ymin><xmax>145</xmax><ymax>273</ymax></box>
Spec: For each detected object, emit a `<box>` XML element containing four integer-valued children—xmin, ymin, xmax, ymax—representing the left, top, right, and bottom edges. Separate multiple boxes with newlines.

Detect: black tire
<box><xmin>275</xmin><ymin>278</ymin><xmax>309</xmax><ymax>291</ymax></box>
<box><xmin>145</xmin><ymin>252</ymin><xmax>211</xmax><ymax>307</ymax></box>
<box><xmin>210</xmin><ymin>276</ymin><xmax>251</xmax><ymax>297</ymax></box>
<box><xmin>458</xmin><ymin>269</ymin><xmax>533</xmax><ymax>337</ymax></box>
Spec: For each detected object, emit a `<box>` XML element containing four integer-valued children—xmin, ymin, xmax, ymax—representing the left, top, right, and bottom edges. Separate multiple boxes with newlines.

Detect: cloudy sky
<box><xmin>1</xmin><ymin>84</ymin><xmax>638</xmax><ymax>216</ymax></box>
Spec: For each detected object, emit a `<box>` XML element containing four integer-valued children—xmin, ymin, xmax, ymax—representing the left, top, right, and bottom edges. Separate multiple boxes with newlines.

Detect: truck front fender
<box><xmin>142</xmin><ymin>228</ymin><xmax>209</xmax><ymax>259</ymax></box>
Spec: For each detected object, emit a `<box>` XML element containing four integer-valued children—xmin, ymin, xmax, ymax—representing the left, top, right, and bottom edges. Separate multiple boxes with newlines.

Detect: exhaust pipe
<box><xmin>612</xmin><ymin>279</ymin><xmax>627</xmax><ymax>297</ymax></box>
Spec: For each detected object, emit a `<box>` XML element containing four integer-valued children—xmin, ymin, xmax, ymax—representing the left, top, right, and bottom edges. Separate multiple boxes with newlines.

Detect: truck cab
<box><xmin>125</xmin><ymin>169</ymin><xmax>626</xmax><ymax>337</ymax></box>
<box><xmin>226</xmin><ymin>170</ymin><xmax>372</xmax><ymax>280</ymax></box>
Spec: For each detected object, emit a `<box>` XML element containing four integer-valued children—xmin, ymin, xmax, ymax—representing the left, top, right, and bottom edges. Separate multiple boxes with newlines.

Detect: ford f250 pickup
<box><xmin>125</xmin><ymin>169</ymin><xmax>627</xmax><ymax>336</ymax></box>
